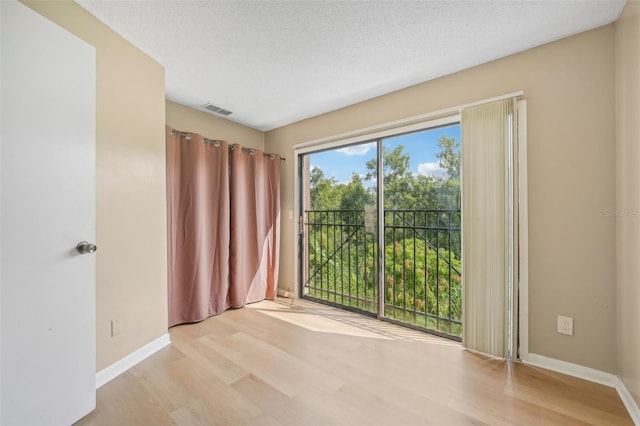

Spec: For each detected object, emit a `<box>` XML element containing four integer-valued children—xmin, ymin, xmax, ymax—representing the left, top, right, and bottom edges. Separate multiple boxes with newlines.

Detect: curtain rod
<box><xmin>170</xmin><ymin>129</ymin><xmax>286</xmax><ymax>161</ymax></box>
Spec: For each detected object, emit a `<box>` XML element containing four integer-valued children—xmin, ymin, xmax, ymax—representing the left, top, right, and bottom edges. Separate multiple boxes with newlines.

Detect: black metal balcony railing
<box><xmin>303</xmin><ymin>210</ymin><xmax>378</xmax><ymax>313</ymax></box>
<box><xmin>302</xmin><ymin>208</ymin><xmax>462</xmax><ymax>339</ymax></box>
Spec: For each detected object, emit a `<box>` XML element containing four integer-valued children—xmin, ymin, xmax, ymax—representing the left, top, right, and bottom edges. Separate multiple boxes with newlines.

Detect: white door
<box><xmin>1</xmin><ymin>1</ymin><xmax>96</xmax><ymax>424</ymax></box>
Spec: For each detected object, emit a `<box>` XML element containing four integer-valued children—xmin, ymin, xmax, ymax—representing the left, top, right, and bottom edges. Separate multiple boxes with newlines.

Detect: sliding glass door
<box><xmin>298</xmin><ymin>121</ymin><xmax>462</xmax><ymax>339</ymax></box>
<box><xmin>380</xmin><ymin>124</ymin><xmax>462</xmax><ymax>338</ymax></box>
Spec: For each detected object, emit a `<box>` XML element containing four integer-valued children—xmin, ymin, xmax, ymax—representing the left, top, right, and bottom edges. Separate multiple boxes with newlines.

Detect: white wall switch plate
<box><xmin>557</xmin><ymin>315</ymin><xmax>573</xmax><ymax>335</ymax></box>
<box><xmin>111</xmin><ymin>318</ymin><xmax>122</xmax><ymax>337</ymax></box>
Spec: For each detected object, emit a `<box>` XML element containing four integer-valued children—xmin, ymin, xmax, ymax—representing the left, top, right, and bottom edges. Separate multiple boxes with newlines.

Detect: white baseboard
<box><xmin>524</xmin><ymin>353</ymin><xmax>617</xmax><ymax>387</ymax></box>
<box><xmin>615</xmin><ymin>377</ymin><xmax>640</xmax><ymax>425</ymax></box>
<box><xmin>524</xmin><ymin>353</ymin><xmax>640</xmax><ymax>424</ymax></box>
<box><xmin>277</xmin><ymin>288</ymin><xmax>294</xmax><ymax>298</ymax></box>
<box><xmin>95</xmin><ymin>333</ymin><xmax>171</xmax><ymax>388</ymax></box>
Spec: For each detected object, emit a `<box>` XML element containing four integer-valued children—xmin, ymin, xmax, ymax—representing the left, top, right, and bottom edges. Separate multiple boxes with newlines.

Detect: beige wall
<box><xmin>23</xmin><ymin>1</ymin><xmax>168</xmax><ymax>370</ymax></box>
<box><xmin>266</xmin><ymin>26</ymin><xmax>618</xmax><ymax>372</ymax></box>
<box><xmin>166</xmin><ymin>101</ymin><xmax>264</xmax><ymax>150</ymax></box>
<box><xmin>615</xmin><ymin>0</ymin><xmax>640</xmax><ymax>405</ymax></box>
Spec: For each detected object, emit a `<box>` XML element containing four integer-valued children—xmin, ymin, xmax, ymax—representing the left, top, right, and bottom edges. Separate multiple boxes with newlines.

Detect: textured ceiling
<box><xmin>77</xmin><ymin>0</ymin><xmax>626</xmax><ymax>131</ymax></box>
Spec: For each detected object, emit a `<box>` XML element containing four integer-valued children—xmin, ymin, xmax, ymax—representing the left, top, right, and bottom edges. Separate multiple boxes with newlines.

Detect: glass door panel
<box><xmin>299</xmin><ymin>141</ymin><xmax>378</xmax><ymax>314</ymax></box>
<box><xmin>381</xmin><ymin>124</ymin><xmax>463</xmax><ymax>338</ymax></box>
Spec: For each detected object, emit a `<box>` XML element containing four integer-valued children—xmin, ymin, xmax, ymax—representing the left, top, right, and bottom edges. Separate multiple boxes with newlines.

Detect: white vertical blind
<box><xmin>461</xmin><ymin>98</ymin><xmax>516</xmax><ymax>358</ymax></box>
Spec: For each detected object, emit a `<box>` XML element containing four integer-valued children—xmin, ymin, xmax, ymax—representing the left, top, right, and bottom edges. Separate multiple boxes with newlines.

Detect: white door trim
<box><xmin>517</xmin><ymin>100</ymin><xmax>529</xmax><ymax>360</ymax></box>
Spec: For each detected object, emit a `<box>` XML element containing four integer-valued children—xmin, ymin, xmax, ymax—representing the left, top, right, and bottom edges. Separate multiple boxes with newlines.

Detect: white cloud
<box><xmin>336</xmin><ymin>142</ymin><xmax>375</xmax><ymax>156</ymax></box>
<box><xmin>417</xmin><ymin>161</ymin><xmax>446</xmax><ymax>178</ymax></box>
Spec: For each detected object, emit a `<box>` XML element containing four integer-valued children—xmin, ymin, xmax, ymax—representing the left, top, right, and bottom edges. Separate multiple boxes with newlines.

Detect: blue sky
<box><xmin>310</xmin><ymin>124</ymin><xmax>460</xmax><ymax>184</ymax></box>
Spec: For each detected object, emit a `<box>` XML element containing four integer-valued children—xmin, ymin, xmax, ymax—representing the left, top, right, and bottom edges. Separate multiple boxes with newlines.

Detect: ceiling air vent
<box><xmin>201</xmin><ymin>103</ymin><xmax>233</xmax><ymax>116</ymax></box>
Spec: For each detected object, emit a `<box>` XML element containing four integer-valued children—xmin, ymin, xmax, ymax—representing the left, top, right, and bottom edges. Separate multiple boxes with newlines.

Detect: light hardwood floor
<box><xmin>76</xmin><ymin>298</ymin><xmax>632</xmax><ymax>425</ymax></box>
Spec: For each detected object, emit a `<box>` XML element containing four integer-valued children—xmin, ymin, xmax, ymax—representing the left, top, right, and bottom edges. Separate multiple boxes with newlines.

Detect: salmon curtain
<box><xmin>166</xmin><ymin>127</ymin><xmax>281</xmax><ymax>327</ymax></box>
<box><xmin>166</xmin><ymin>128</ymin><xmax>231</xmax><ymax>327</ymax></box>
<box><xmin>229</xmin><ymin>145</ymin><xmax>281</xmax><ymax>305</ymax></box>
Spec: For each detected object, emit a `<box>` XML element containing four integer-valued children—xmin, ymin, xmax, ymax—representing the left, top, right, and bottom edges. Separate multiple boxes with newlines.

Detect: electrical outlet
<box><xmin>557</xmin><ymin>315</ymin><xmax>573</xmax><ymax>336</ymax></box>
<box><xmin>111</xmin><ymin>319</ymin><xmax>122</xmax><ymax>337</ymax></box>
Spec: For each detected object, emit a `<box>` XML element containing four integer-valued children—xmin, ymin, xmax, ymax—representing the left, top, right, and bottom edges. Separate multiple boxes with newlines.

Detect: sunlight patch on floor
<box><xmin>247</xmin><ymin>298</ymin><xmax>459</xmax><ymax>346</ymax></box>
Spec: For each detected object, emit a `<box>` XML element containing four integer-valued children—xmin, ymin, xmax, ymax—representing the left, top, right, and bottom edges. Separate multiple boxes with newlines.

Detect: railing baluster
<box><xmin>448</xmin><ymin>210</ymin><xmax>453</xmax><ymax>335</ymax></box>
<box><xmin>412</xmin><ymin>210</ymin><xmax>417</xmax><ymax>325</ymax></box>
<box><xmin>435</xmin><ymin>211</ymin><xmax>440</xmax><ymax>333</ymax></box>
<box><xmin>392</xmin><ymin>211</ymin><xmax>397</xmax><ymax>318</ymax></box>
<box><xmin>424</xmin><ymin>209</ymin><xmax>428</xmax><ymax>327</ymax></box>
<box><xmin>347</xmin><ymin>211</ymin><xmax>352</xmax><ymax>306</ymax></box>
<box><xmin>319</xmin><ymin>211</ymin><xmax>323</xmax><ymax>299</ymax></box>
<box><xmin>332</xmin><ymin>210</ymin><xmax>336</xmax><ymax>303</ymax></box>
<box><xmin>355</xmin><ymin>212</ymin><xmax>360</xmax><ymax>309</ymax></box>
<box><xmin>362</xmin><ymin>211</ymin><xmax>367</xmax><ymax>311</ymax></box>
<box><xmin>402</xmin><ymin>210</ymin><xmax>407</xmax><ymax>322</ymax></box>
<box><xmin>310</xmin><ymin>211</ymin><xmax>314</xmax><ymax>297</ymax></box>
<box><xmin>340</xmin><ymin>211</ymin><xmax>344</xmax><ymax>306</ymax></box>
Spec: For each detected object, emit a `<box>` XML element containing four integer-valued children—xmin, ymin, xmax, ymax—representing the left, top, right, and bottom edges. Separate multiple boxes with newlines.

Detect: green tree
<box><xmin>410</xmin><ymin>174</ymin><xmax>441</xmax><ymax>211</ymax></box>
<box><xmin>339</xmin><ymin>173</ymin><xmax>373</xmax><ymax>211</ymax></box>
<box><xmin>366</xmin><ymin>145</ymin><xmax>415</xmax><ymax>209</ymax></box>
<box><xmin>309</xmin><ymin>167</ymin><xmax>341</xmax><ymax>210</ymax></box>
<box><xmin>436</xmin><ymin>134</ymin><xmax>460</xmax><ymax>180</ymax></box>
<box><xmin>433</xmin><ymin>134</ymin><xmax>461</xmax><ymax>210</ymax></box>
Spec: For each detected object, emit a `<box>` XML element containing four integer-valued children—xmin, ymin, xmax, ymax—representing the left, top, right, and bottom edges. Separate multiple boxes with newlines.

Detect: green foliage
<box><xmin>436</xmin><ymin>134</ymin><xmax>460</xmax><ymax>180</ymax></box>
<box><xmin>309</xmin><ymin>168</ymin><xmax>374</xmax><ymax>211</ymax></box>
<box><xmin>310</xmin><ymin>167</ymin><xmax>341</xmax><ymax>210</ymax></box>
<box><xmin>384</xmin><ymin>238</ymin><xmax>461</xmax><ymax>322</ymax></box>
<box><xmin>340</xmin><ymin>173</ymin><xmax>374</xmax><ymax>211</ymax></box>
<box><xmin>366</xmin><ymin>145</ymin><xmax>415</xmax><ymax>209</ymax></box>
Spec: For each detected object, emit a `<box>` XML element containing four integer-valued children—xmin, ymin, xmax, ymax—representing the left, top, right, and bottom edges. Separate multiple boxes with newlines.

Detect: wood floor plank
<box><xmin>332</xmin><ymin>382</ymin><xmax>477</xmax><ymax>426</ymax></box>
<box><xmin>171</xmin><ymin>326</ymin><xmax>250</xmax><ymax>385</ymax></box>
<box><xmin>75</xmin><ymin>298</ymin><xmax>633</xmax><ymax>425</ymax></box>
<box><xmin>76</xmin><ymin>370</ymin><xmax>175</xmax><ymax>426</ymax></box>
<box><xmin>130</xmin><ymin>350</ymin><xmax>199</xmax><ymax>414</ymax></box>
<box><xmin>231</xmin><ymin>374</ymin><xmax>342</xmax><ymax>426</ymax></box>
<box><xmin>168</xmin><ymin>356</ymin><xmax>264</xmax><ymax>425</ymax></box>
<box><xmin>200</xmin><ymin>331</ymin><xmax>345</xmax><ymax>397</ymax></box>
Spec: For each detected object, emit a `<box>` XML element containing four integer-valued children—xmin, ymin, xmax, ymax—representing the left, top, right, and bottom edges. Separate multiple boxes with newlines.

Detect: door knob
<box><xmin>76</xmin><ymin>241</ymin><xmax>97</xmax><ymax>254</ymax></box>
